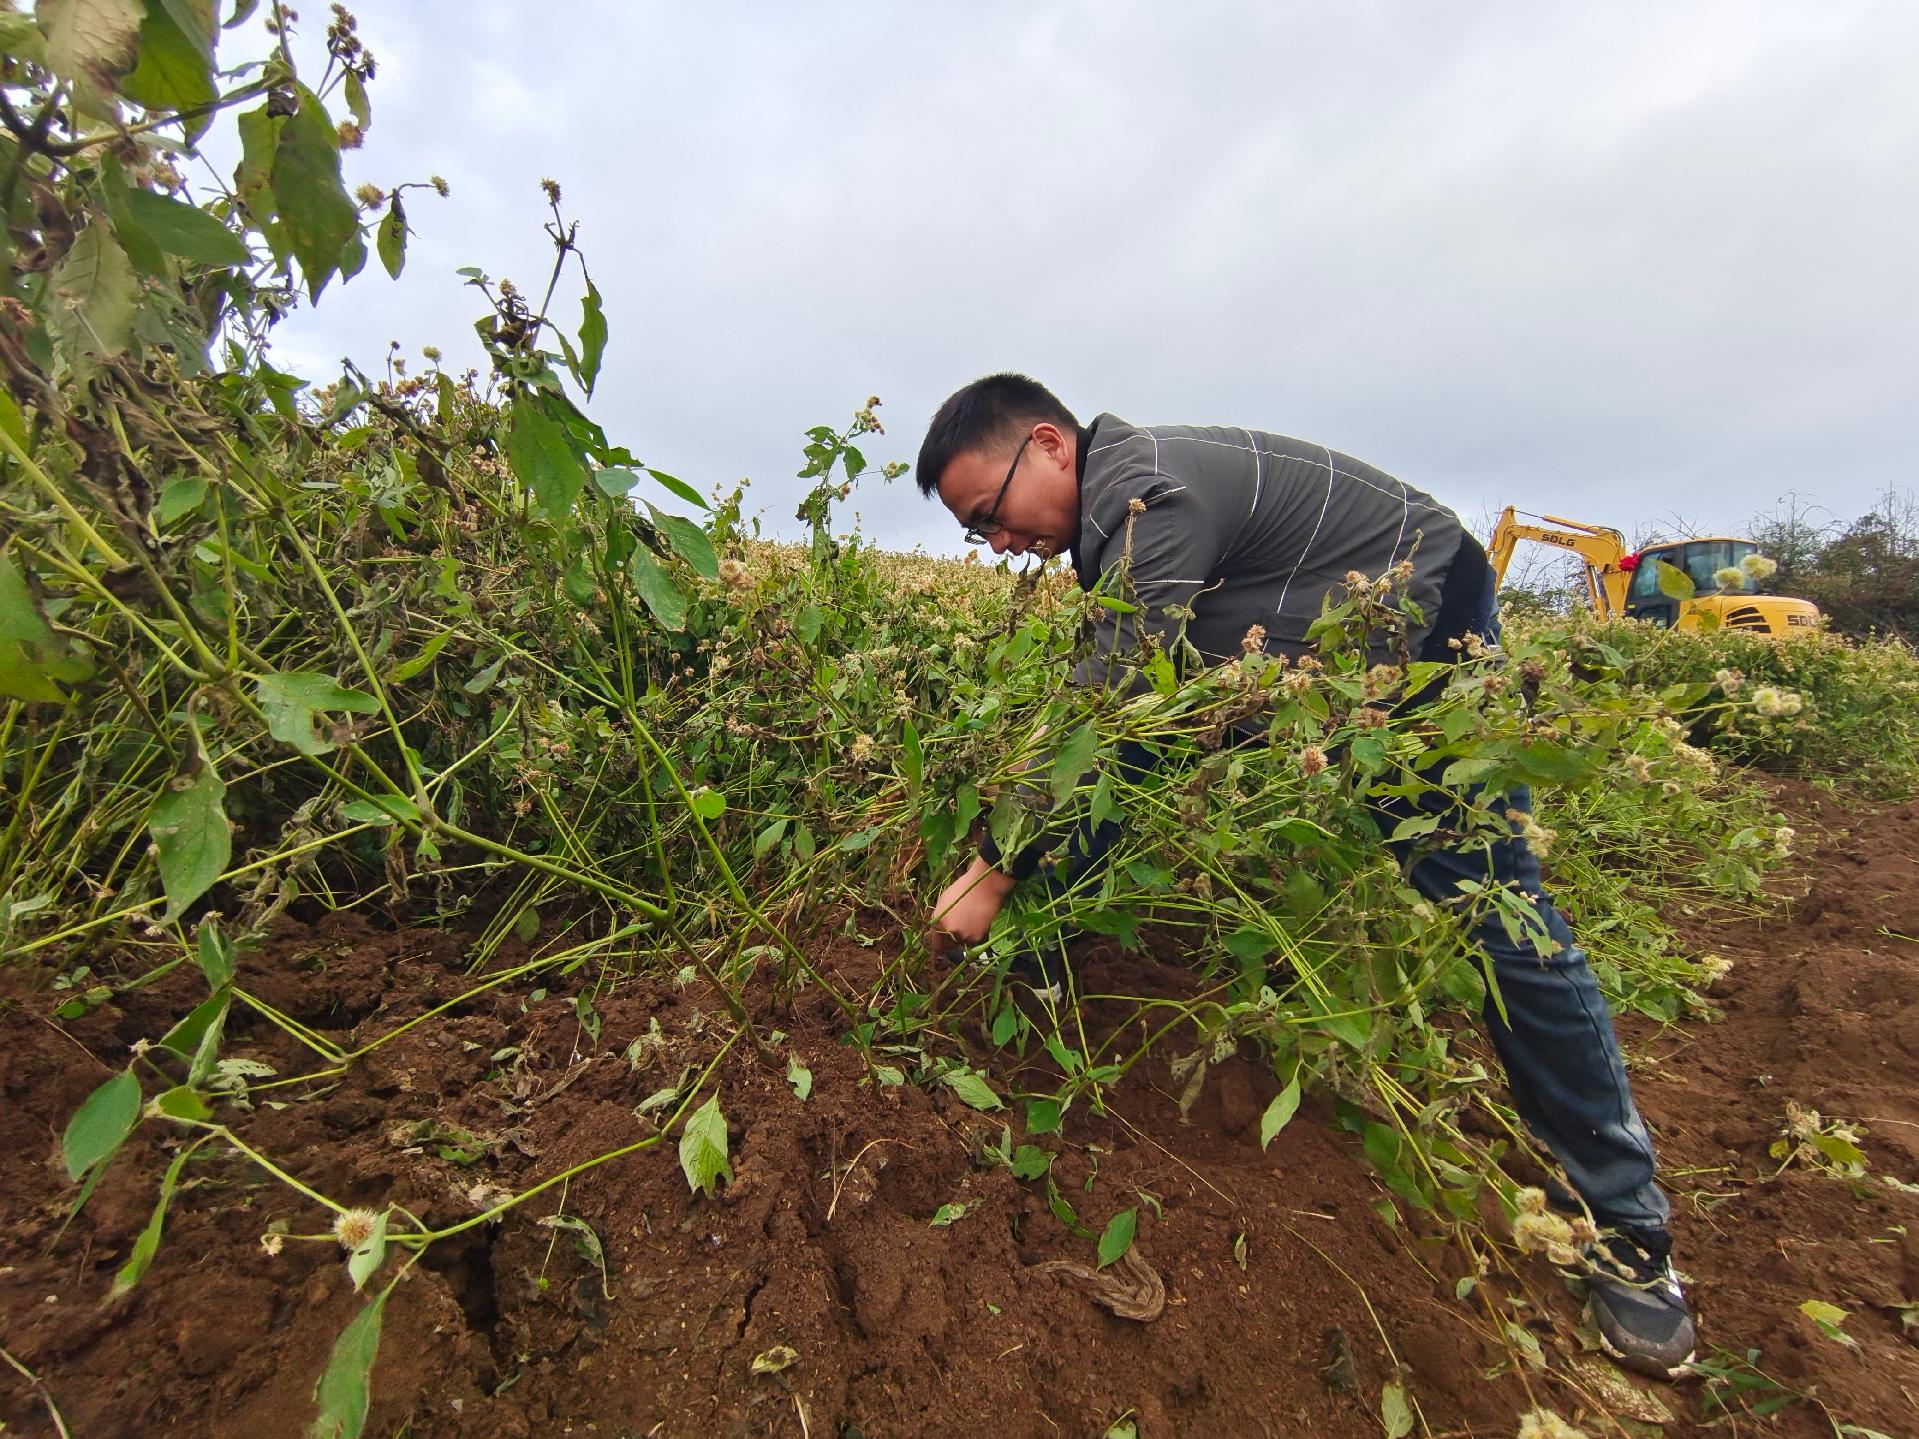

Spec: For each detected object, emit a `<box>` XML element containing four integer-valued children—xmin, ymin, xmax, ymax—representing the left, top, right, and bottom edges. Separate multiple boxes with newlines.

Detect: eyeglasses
<box><xmin>962</xmin><ymin>434</ymin><xmax>1032</xmax><ymax>545</ymax></box>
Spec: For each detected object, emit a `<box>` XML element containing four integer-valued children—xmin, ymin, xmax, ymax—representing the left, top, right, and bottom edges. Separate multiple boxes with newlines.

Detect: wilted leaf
<box><xmin>37</xmin><ymin>0</ymin><xmax>143</xmax><ymax>92</ymax></box>
<box><xmin>111</xmin><ymin>1140</ymin><xmax>197</xmax><ymax>1298</ymax></box>
<box><xmin>678</xmin><ymin>1093</ymin><xmax>731</xmax><ymax>1196</ymax></box>
<box><xmin>786</xmin><ymin>1055</ymin><xmax>812</xmax><ymax>1102</ymax></box>
<box><xmin>121</xmin><ymin>0</ymin><xmax>217</xmax><ymax>134</ymax></box>
<box><xmin>148</xmin><ymin>763</ymin><xmax>230</xmax><ymax>919</ymax></box>
<box><xmin>272</xmin><ymin>85</ymin><xmax>356</xmax><ymax>299</ymax></box>
<box><xmin>48</xmin><ymin>222</ymin><xmax>138</xmax><ymax>370</ymax></box>
<box><xmin>942</xmin><ymin>1066</ymin><xmax>1004</xmax><ymax>1112</ymax></box>
<box><xmin>1655</xmin><ymin>559</ymin><xmax>1696</xmax><ymax>603</ymax></box>
<box><xmin>376</xmin><ymin>194</ymin><xmax>406</xmax><ymax>278</ymax></box>
<box><xmin>256</xmin><ymin>670</ymin><xmax>381</xmax><ymax>755</ymax></box>
<box><xmin>1259</xmin><ymin>1076</ymin><xmax>1301</xmax><ymax>1151</ymax></box>
<box><xmin>0</xmin><ymin>550</ymin><xmax>94</xmax><ymax>701</ymax></box>
<box><xmin>1379</xmin><ymin>1376</ymin><xmax>1413</xmax><ymax>1439</ymax></box>
<box><xmin>750</xmin><ymin>1344</ymin><xmax>797</xmax><ymax>1375</ymax></box>
<box><xmin>579</xmin><ymin>277</ymin><xmax>607</xmax><ymax>396</ymax></box>
<box><xmin>310</xmin><ymin>1291</ymin><xmax>386</xmax><ymax>1439</ymax></box>
<box><xmin>63</xmin><ymin>1068</ymin><xmax>141</xmax><ymax>1182</ymax></box>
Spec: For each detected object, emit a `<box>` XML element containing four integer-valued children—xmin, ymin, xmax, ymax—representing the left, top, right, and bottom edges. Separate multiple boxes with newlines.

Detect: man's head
<box><xmin>916</xmin><ymin>373</ymin><xmax>1081</xmax><ymax>561</ymax></box>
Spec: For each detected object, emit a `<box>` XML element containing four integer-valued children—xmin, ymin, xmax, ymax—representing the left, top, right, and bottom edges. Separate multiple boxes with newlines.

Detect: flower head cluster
<box><xmin>849</xmin><ymin>733</ymin><xmax>875</xmax><ymax>765</ymax></box>
<box><xmin>332</xmin><ymin>1208</ymin><xmax>380</xmax><ymax>1251</ymax></box>
<box><xmin>1741</xmin><ymin>552</ymin><xmax>1779</xmax><ymax>580</ymax></box>
<box><xmin>1714</xmin><ymin>565</ymin><xmax>1748</xmax><ymax>592</ymax></box>
<box><xmin>1752</xmin><ymin>687</ymin><xmax>1804</xmax><ymax>718</ymax></box>
<box><xmin>1714</xmin><ymin>667</ymin><xmax>1745</xmax><ymax>695</ymax></box>
<box><xmin>1697</xmin><ymin>953</ymin><xmax>1734</xmax><ymax>985</ymax></box>
<box><xmin>1297</xmin><ymin>744</ymin><xmax>1329</xmax><ymax>777</ymax></box>
<box><xmin>1241</xmin><ymin>623</ymin><xmax>1267</xmax><ymax>655</ymax></box>
<box><xmin>1504</xmin><ymin>807</ymin><xmax>1555</xmax><ymax>857</ymax></box>
<box><xmin>1508</xmin><ymin>1188</ymin><xmax>1595</xmax><ymax>1266</ymax></box>
<box><xmin>1517</xmin><ymin>1411</ymin><xmax>1590</xmax><ymax>1439</ymax></box>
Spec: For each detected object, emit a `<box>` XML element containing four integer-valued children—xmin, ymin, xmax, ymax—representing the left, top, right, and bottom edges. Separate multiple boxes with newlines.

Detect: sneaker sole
<box><xmin>1589</xmin><ymin>1302</ymin><xmax>1696</xmax><ymax>1382</ymax></box>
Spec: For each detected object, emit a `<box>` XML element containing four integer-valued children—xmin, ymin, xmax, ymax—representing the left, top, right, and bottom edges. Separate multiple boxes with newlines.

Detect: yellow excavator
<box><xmin>1486</xmin><ymin>508</ymin><xmax>1821</xmax><ymax>635</ymax></box>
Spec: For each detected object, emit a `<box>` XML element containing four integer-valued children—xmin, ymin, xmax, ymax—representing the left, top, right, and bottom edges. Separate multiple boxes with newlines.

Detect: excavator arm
<box><xmin>1486</xmin><ymin>507</ymin><xmax>1632</xmax><ymax>618</ymax></box>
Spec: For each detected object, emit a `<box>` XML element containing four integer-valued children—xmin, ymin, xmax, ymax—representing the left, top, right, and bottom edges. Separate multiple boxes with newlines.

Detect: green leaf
<box><xmin>506</xmin><ymin>398</ymin><xmax>586</xmax><ymax>520</ymax></box>
<box><xmin>48</xmin><ymin>222</ymin><xmax>138</xmax><ymax>370</ymax></box>
<box><xmin>388</xmin><ymin>629</ymin><xmax>454</xmax><ymax>684</ymax></box>
<box><xmin>122</xmin><ymin>0</ymin><xmax>218</xmax><ymax>137</ymax></box>
<box><xmin>1009</xmin><ymin>1145</ymin><xmax>1052</xmax><ymax>1180</ymax></box>
<box><xmin>256</xmin><ymin>670</ymin><xmax>381</xmax><ymax>756</ymax></box>
<box><xmin>0</xmin><ymin>11</ymin><xmax>47</xmax><ymax>64</ymax></box>
<box><xmin>196</xmin><ymin>921</ymin><xmax>234</xmax><ymax>990</ymax></box>
<box><xmin>156</xmin><ymin>474</ymin><xmax>209</xmax><ymax>524</ymax></box>
<box><xmin>629</xmin><ymin>546</ymin><xmax>688</xmax><ymax>631</ymax></box>
<box><xmin>375</xmin><ymin>194</ymin><xmax>406</xmax><ymax>279</ymax></box>
<box><xmin>1655</xmin><ymin>559</ymin><xmax>1696</xmax><ymax>603</ymax></box>
<box><xmin>1050</xmin><ymin>721</ymin><xmax>1099</xmax><ymax>804</ymax></box>
<box><xmin>148</xmin><ymin>764</ymin><xmax>230</xmax><ymax>920</ymax></box>
<box><xmin>578</xmin><ymin>277</ymin><xmax>607</xmax><ymax>396</ymax></box>
<box><xmin>929</xmin><ymin>1199</ymin><xmax>979</xmax><ymax>1227</ymax></box>
<box><xmin>160</xmin><ymin>990</ymin><xmax>227</xmax><ymax>1058</ymax></box>
<box><xmin>343</xmin><ymin>69</ymin><xmax>370</xmax><ymax>127</ymax></box>
<box><xmin>646</xmin><ymin>507</ymin><xmax>719</xmax><ymax>579</ymax></box>
<box><xmin>678</xmin><ymin>1093</ymin><xmax>732</xmax><ymax>1196</ymax></box>
<box><xmin>689</xmin><ymin>786</ymin><xmax>726</xmax><ymax>821</ymax></box>
<box><xmin>63</xmin><ymin>1068</ymin><xmax>141</xmax><ymax>1182</ymax></box>
<box><xmin>345</xmin><ymin>1208</ymin><xmax>389</xmax><ymax>1292</ymax></box>
<box><xmin>37</xmin><ymin>0</ymin><xmax>144</xmax><ymax>93</ymax></box>
<box><xmin>310</xmin><ymin>1291</ymin><xmax>386</xmax><ymax>1439</ymax></box>
<box><xmin>646</xmin><ymin>469</ymin><xmax>710</xmax><ymax>510</ymax></box>
<box><xmin>153</xmin><ymin>1084</ymin><xmax>212</xmax><ymax>1121</ymax></box>
<box><xmin>900</xmin><ymin>717</ymin><xmax>923</xmax><ymax>791</ymax></box>
<box><xmin>339</xmin><ymin>795</ymin><xmax>419</xmax><ymax>827</ymax></box>
<box><xmin>1258</xmin><ymin>1077</ymin><xmax>1301</xmax><ymax>1151</ymax></box>
<box><xmin>786</xmin><ymin>1056</ymin><xmax>812</xmax><ymax>1102</ymax></box>
<box><xmin>1379</xmin><ymin>1377</ymin><xmax>1413</xmax><ymax>1439</ymax></box>
<box><xmin>111</xmin><ymin>1139</ymin><xmax>196</xmax><ymax>1298</ymax></box>
<box><xmin>942</xmin><ymin>1066</ymin><xmax>1004</xmax><ymax>1112</ymax></box>
<box><xmin>1097</xmin><ymin>1205</ymin><xmax>1137</xmax><ymax>1269</ymax></box>
<box><xmin>272</xmin><ymin>85</ymin><xmax>357</xmax><ymax>299</ymax></box>
<box><xmin>592</xmin><ymin>466</ymin><xmax>635</xmax><ymax>499</ymax></box>
<box><xmin>753</xmin><ymin>817</ymin><xmax>788</xmax><ymax>858</ymax></box>
<box><xmin>0</xmin><ymin>550</ymin><xmax>94</xmax><ymax>701</ymax></box>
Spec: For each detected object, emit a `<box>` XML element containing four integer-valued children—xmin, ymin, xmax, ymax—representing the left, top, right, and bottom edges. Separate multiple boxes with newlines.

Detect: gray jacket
<box><xmin>1069</xmin><ymin>413</ymin><xmax>1469</xmax><ymax>684</ymax></box>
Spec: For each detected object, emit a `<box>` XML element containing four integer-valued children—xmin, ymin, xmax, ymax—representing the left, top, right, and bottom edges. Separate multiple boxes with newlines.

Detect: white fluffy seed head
<box><xmin>333</xmin><ymin>1208</ymin><xmax>379</xmax><ymax>1250</ymax></box>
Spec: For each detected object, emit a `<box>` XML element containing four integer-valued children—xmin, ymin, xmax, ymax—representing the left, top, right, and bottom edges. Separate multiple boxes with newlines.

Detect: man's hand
<box><xmin>930</xmin><ymin>856</ymin><xmax>1016</xmax><ymax>959</ymax></box>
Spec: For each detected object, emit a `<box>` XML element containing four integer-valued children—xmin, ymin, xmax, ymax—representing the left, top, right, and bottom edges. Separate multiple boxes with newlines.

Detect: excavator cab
<box><xmin>1486</xmin><ymin>508</ymin><xmax>1822</xmax><ymax>637</ymax></box>
<box><xmin>1624</xmin><ymin>538</ymin><xmax>1821</xmax><ymax>633</ymax></box>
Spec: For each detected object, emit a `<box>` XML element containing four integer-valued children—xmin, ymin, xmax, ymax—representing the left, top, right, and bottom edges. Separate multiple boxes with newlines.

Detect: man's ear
<box><xmin>1031</xmin><ymin>421</ymin><xmax>1071</xmax><ymax>467</ymax></box>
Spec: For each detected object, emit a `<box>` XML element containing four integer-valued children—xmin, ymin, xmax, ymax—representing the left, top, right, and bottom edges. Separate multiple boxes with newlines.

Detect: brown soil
<box><xmin>1</xmin><ymin>780</ymin><xmax>1916</xmax><ymax>1438</ymax></box>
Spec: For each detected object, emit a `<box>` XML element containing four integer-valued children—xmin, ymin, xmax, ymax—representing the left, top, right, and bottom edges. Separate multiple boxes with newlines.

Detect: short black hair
<box><xmin>915</xmin><ymin>373</ymin><xmax>1079</xmax><ymax>499</ymax></box>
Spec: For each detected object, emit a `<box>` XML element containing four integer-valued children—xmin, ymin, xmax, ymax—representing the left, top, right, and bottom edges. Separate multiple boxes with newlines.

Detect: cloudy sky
<box><xmin>257</xmin><ymin>1</ymin><xmax>1917</xmax><ymax>557</ymax></box>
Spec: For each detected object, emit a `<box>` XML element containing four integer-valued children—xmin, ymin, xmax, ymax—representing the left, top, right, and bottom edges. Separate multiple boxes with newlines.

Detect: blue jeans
<box><xmin>1038</xmin><ymin>582</ymin><xmax>1670</xmax><ymax>1234</ymax></box>
<box><xmin>1386</xmin><ymin>578</ymin><xmax>1669</xmax><ymax>1233</ymax></box>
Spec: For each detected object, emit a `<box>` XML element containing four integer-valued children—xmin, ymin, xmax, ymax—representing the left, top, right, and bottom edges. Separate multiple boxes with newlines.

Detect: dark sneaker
<box><xmin>1586</xmin><ymin>1230</ymin><xmax>1696</xmax><ymax>1379</ymax></box>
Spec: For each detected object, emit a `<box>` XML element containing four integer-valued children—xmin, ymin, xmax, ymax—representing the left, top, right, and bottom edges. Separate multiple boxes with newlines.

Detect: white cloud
<box><xmin>261</xmin><ymin>1</ymin><xmax>1918</xmax><ymax>556</ymax></box>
